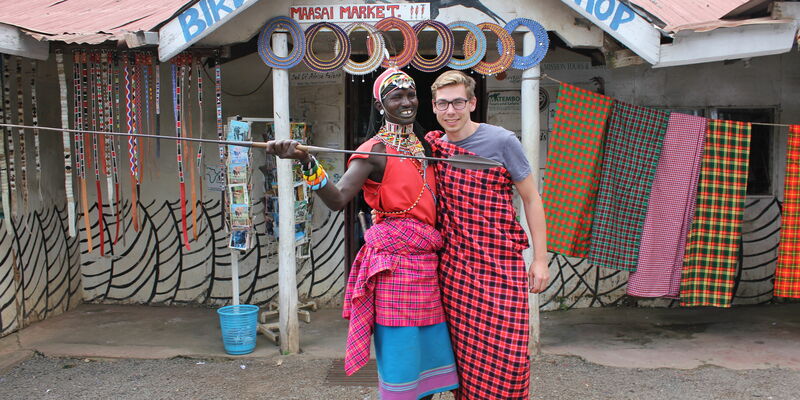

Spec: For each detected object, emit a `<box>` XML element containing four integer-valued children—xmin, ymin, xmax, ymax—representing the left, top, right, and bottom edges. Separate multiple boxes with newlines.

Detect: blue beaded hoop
<box><xmin>503</xmin><ymin>18</ymin><xmax>549</xmax><ymax>69</ymax></box>
<box><xmin>411</xmin><ymin>20</ymin><xmax>454</xmax><ymax>72</ymax></box>
<box><xmin>303</xmin><ymin>22</ymin><xmax>351</xmax><ymax>72</ymax></box>
<box><xmin>436</xmin><ymin>21</ymin><xmax>486</xmax><ymax>70</ymax></box>
<box><xmin>257</xmin><ymin>16</ymin><xmax>306</xmax><ymax>69</ymax></box>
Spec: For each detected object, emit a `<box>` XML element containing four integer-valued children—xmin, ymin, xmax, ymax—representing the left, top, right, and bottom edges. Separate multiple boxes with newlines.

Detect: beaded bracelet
<box><xmin>302</xmin><ymin>155</ymin><xmax>328</xmax><ymax>191</ymax></box>
<box><xmin>437</xmin><ymin>21</ymin><xmax>486</xmax><ymax>70</ymax></box>
<box><xmin>258</xmin><ymin>16</ymin><xmax>306</xmax><ymax>69</ymax></box>
<box><xmin>465</xmin><ymin>22</ymin><xmax>515</xmax><ymax>76</ymax></box>
<box><xmin>504</xmin><ymin>18</ymin><xmax>549</xmax><ymax>70</ymax></box>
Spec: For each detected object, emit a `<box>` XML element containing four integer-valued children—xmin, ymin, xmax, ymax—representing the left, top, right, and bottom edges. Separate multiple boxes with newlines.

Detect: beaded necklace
<box><xmin>372</xmin><ymin>122</ymin><xmax>434</xmax><ymax>215</ymax></box>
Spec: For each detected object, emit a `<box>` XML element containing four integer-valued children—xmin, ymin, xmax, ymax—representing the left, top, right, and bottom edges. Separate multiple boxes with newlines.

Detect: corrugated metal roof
<box><xmin>628</xmin><ymin>0</ymin><xmax>756</xmax><ymax>31</ymax></box>
<box><xmin>0</xmin><ymin>0</ymin><xmax>191</xmax><ymax>43</ymax></box>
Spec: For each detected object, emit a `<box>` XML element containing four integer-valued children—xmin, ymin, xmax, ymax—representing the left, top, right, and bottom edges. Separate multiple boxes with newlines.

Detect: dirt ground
<box><xmin>1</xmin><ymin>353</ymin><xmax>797</xmax><ymax>400</ymax></box>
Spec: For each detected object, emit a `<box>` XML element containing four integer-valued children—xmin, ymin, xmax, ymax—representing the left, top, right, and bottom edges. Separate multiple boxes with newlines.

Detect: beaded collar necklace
<box><xmin>374</xmin><ymin>121</ymin><xmax>423</xmax><ymax>157</ymax></box>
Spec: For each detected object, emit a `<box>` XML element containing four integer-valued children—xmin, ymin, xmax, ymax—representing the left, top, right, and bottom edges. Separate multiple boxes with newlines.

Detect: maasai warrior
<box><xmin>426</xmin><ymin>70</ymin><xmax>549</xmax><ymax>399</ymax></box>
<box><xmin>266</xmin><ymin>68</ymin><xmax>458</xmax><ymax>400</ymax></box>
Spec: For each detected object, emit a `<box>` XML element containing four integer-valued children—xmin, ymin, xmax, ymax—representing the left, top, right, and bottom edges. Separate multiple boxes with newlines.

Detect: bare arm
<box><xmin>514</xmin><ymin>174</ymin><xmax>549</xmax><ymax>293</ymax></box>
<box><xmin>264</xmin><ymin>139</ymin><xmax>385</xmax><ymax>211</ymax></box>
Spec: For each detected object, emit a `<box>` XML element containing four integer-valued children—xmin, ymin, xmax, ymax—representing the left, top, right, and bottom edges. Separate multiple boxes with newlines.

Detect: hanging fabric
<box><xmin>195</xmin><ymin>57</ymin><xmax>204</xmax><ymax>228</ymax></box>
<box><xmin>2</xmin><ymin>55</ymin><xmax>15</xmax><ymax>220</ymax></box>
<box><xmin>589</xmin><ymin>102</ymin><xmax>668</xmax><ymax>271</ymax></box>
<box><xmin>774</xmin><ymin>125</ymin><xmax>800</xmax><ymax>298</ymax></box>
<box><xmin>627</xmin><ymin>113</ymin><xmax>707</xmax><ymax>298</ymax></box>
<box><xmin>91</xmin><ymin>52</ymin><xmax>106</xmax><ymax>256</ymax></box>
<box><xmin>112</xmin><ymin>54</ymin><xmax>124</xmax><ymax>243</ymax></box>
<box><xmin>681</xmin><ymin>120</ymin><xmax>751</xmax><ymax>307</ymax></box>
<box><xmin>102</xmin><ymin>52</ymin><xmax>116</xmax><ymax>243</ymax></box>
<box><xmin>124</xmin><ymin>54</ymin><xmax>140</xmax><ymax>232</ymax></box>
<box><xmin>0</xmin><ymin>56</ymin><xmax>11</xmax><ymax>231</ymax></box>
<box><xmin>172</xmin><ymin>59</ymin><xmax>190</xmax><ymax>250</ymax></box>
<box><xmin>541</xmin><ymin>83</ymin><xmax>613</xmax><ymax>258</ymax></box>
<box><xmin>15</xmin><ymin>57</ymin><xmax>29</xmax><ymax>214</ymax></box>
<box><xmin>29</xmin><ymin>59</ymin><xmax>41</xmax><ymax>199</ymax></box>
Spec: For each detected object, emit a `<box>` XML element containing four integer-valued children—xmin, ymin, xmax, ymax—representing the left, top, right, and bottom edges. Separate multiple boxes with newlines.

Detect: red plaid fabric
<box><xmin>589</xmin><ymin>101</ymin><xmax>669</xmax><ymax>271</ymax></box>
<box><xmin>628</xmin><ymin>113</ymin><xmax>707</xmax><ymax>298</ymax></box>
<box><xmin>775</xmin><ymin>125</ymin><xmax>800</xmax><ymax>298</ymax></box>
<box><xmin>542</xmin><ymin>84</ymin><xmax>613</xmax><ymax>257</ymax></box>
<box><xmin>342</xmin><ymin>217</ymin><xmax>445</xmax><ymax>375</ymax></box>
<box><xmin>426</xmin><ymin>130</ymin><xmax>531</xmax><ymax>400</ymax></box>
<box><xmin>680</xmin><ymin>120</ymin><xmax>751</xmax><ymax>307</ymax></box>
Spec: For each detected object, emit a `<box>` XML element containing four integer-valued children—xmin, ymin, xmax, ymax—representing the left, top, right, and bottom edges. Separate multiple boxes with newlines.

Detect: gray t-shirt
<box><xmin>443</xmin><ymin>123</ymin><xmax>531</xmax><ymax>181</ymax></box>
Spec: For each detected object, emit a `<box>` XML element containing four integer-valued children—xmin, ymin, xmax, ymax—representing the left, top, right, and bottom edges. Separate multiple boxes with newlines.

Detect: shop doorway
<box><xmin>342</xmin><ymin>68</ymin><xmax>486</xmax><ymax>267</ymax></box>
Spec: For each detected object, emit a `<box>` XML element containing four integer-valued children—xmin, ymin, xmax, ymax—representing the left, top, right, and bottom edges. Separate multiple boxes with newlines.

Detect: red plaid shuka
<box><xmin>426</xmin><ymin>130</ymin><xmax>531</xmax><ymax>400</ymax></box>
<box><xmin>775</xmin><ymin>125</ymin><xmax>800</xmax><ymax>298</ymax></box>
<box><xmin>342</xmin><ymin>217</ymin><xmax>445</xmax><ymax>375</ymax></box>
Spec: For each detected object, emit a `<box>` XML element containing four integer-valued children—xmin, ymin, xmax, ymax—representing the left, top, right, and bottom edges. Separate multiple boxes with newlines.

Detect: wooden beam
<box><xmin>558</xmin><ymin>0</ymin><xmax>661</xmax><ymax>64</ymax></box>
<box><xmin>656</xmin><ymin>22</ymin><xmax>799</xmax><ymax>68</ymax></box>
<box><xmin>0</xmin><ymin>23</ymin><xmax>48</xmax><ymax>60</ymax></box>
<box><xmin>124</xmin><ymin>31</ymin><xmax>159</xmax><ymax>49</ymax></box>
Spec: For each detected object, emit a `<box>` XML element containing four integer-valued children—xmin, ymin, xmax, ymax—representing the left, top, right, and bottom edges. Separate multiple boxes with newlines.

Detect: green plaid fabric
<box><xmin>774</xmin><ymin>125</ymin><xmax>800</xmax><ymax>298</ymax></box>
<box><xmin>680</xmin><ymin>120</ymin><xmax>751</xmax><ymax>307</ymax></box>
<box><xmin>542</xmin><ymin>83</ymin><xmax>613</xmax><ymax>257</ymax></box>
<box><xmin>589</xmin><ymin>101</ymin><xmax>669</xmax><ymax>271</ymax></box>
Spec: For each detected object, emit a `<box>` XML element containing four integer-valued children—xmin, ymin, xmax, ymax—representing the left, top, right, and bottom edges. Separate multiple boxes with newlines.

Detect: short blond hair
<box><xmin>431</xmin><ymin>70</ymin><xmax>476</xmax><ymax>99</ymax></box>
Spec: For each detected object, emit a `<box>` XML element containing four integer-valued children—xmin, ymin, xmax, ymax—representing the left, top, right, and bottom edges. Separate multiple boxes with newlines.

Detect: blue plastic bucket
<box><xmin>217</xmin><ymin>304</ymin><xmax>259</xmax><ymax>355</ymax></box>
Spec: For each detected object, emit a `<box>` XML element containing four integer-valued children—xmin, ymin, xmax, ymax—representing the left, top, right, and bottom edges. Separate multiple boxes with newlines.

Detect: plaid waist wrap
<box><xmin>542</xmin><ymin>83</ymin><xmax>613</xmax><ymax>258</ymax></box>
<box><xmin>589</xmin><ymin>101</ymin><xmax>668</xmax><ymax>271</ymax></box>
<box><xmin>774</xmin><ymin>125</ymin><xmax>800</xmax><ymax>298</ymax></box>
<box><xmin>681</xmin><ymin>120</ymin><xmax>751</xmax><ymax>307</ymax></box>
<box><xmin>343</xmin><ymin>217</ymin><xmax>445</xmax><ymax>375</ymax></box>
<box><xmin>426</xmin><ymin>130</ymin><xmax>531</xmax><ymax>400</ymax></box>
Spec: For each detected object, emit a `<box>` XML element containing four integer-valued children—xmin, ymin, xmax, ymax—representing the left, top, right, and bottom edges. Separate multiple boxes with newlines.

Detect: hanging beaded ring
<box><xmin>464</xmin><ymin>22</ymin><xmax>515</xmax><ymax>76</ymax></box>
<box><xmin>368</xmin><ymin>17</ymin><xmax>418</xmax><ymax>69</ymax></box>
<box><xmin>338</xmin><ymin>22</ymin><xmax>385</xmax><ymax>75</ymax></box>
<box><xmin>504</xmin><ymin>18</ymin><xmax>549</xmax><ymax>70</ymax></box>
<box><xmin>437</xmin><ymin>21</ymin><xmax>486</xmax><ymax>70</ymax></box>
<box><xmin>303</xmin><ymin>22</ymin><xmax>351</xmax><ymax>72</ymax></box>
<box><xmin>257</xmin><ymin>16</ymin><xmax>306</xmax><ymax>69</ymax></box>
<box><xmin>411</xmin><ymin>20</ymin><xmax>454</xmax><ymax>72</ymax></box>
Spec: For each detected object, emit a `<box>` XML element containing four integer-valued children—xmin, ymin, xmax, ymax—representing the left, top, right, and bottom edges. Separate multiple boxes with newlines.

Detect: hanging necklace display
<box><xmin>503</xmin><ymin>18</ymin><xmax>549</xmax><ymax>69</ymax></box>
<box><xmin>339</xmin><ymin>23</ymin><xmax>385</xmax><ymax>76</ymax></box>
<box><xmin>102</xmin><ymin>51</ymin><xmax>117</xmax><ymax>245</ymax></box>
<box><xmin>215</xmin><ymin>54</ymin><xmax>225</xmax><ymax>227</ymax></box>
<box><xmin>257</xmin><ymin>16</ymin><xmax>306</xmax><ymax>69</ymax></box>
<box><xmin>437</xmin><ymin>21</ymin><xmax>486</xmax><ymax>70</ymax></box>
<box><xmin>369</xmin><ymin>17</ymin><xmax>417</xmax><ymax>69</ymax></box>
<box><xmin>111</xmin><ymin>53</ymin><xmax>124</xmax><ymax>244</ymax></box>
<box><xmin>155</xmin><ymin>60</ymin><xmax>161</xmax><ymax>159</ymax></box>
<box><xmin>3</xmin><ymin>56</ymin><xmax>14</xmax><ymax>219</ymax></box>
<box><xmin>184</xmin><ymin>54</ymin><xmax>199</xmax><ymax>242</ymax></box>
<box><xmin>124</xmin><ymin>54</ymin><xmax>140</xmax><ymax>232</ymax></box>
<box><xmin>79</xmin><ymin>52</ymin><xmax>93</xmax><ymax>251</ymax></box>
<box><xmin>70</xmin><ymin>52</ymin><xmax>83</xmax><ymax>240</ymax></box>
<box><xmin>91</xmin><ymin>52</ymin><xmax>106</xmax><ymax>256</ymax></box>
<box><xmin>303</xmin><ymin>22</ymin><xmax>351</xmax><ymax>72</ymax></box>
<box><xmin>411</xmin><ymin>20</ymin><xmax>454</xmax><ymax>72</ymax></box>
<box><xmin>172</xmin><ymin>59</ymin><xmax>190</xmax><ymax>250</ymax></box>
<box><xmin>0</xmin><ymin>55</ymin><xmax>11</xmax><ymax>231</ymax></box>
<box><xmin>16</xmin><ymin>57</ymin><xmax>28</xmax><ymax>215</ymax></box>
<box><xmin>134</xmin><ymin>54</ymin><xmax>146</xmax><ymax>183</ymax></box>
<box><xmin>29</xmin><ymin>59</ymin><xmax>41</xmax><ymax>199</ymax></box>
<box><xmin>195</xmin><ymin>56</ymin><xmax>205</xmax><ymax>233</ymax></box>
<box><xmin>56</xmin><ymin>51</ymin><xmax>75</xmax><ymax>237</ymax></box>
<box><xmin>142</xmin><ymin>54</ymin><xmax>152</xmax><ymax>179</ymax></box>
<box><xmin>464</xmin><ymin>22</ymin><xmax>515</xmax><ymax>76</ymax></box>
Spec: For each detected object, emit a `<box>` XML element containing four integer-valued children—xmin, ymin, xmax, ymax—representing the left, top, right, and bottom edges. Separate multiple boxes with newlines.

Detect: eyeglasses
<box><xmin>434</xmin><ymin>98</ymin><xmax>469</xmax><ymax>111</ymax></box>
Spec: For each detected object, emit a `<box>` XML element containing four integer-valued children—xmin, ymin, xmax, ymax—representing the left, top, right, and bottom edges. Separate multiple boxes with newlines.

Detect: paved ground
<box><xmin>0</xmin><ymin>303</ymin><xmax>798</xmax><ymax>399</ymax></box>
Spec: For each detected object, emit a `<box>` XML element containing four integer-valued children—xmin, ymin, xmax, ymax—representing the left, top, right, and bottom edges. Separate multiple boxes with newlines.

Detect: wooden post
<box><xmin>520</xmin><ymin>32</ymin><xmax>542</xmax><ymax>355</ymax></box>
<box><xmin>273</xmin><ymin>32</ymin><xmax>300</xmax><ymax>354</ymax></box>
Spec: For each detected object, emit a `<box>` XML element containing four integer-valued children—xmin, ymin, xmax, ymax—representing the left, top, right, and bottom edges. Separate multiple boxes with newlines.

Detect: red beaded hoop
<box><xmin>368</xmin><ymin>17</ymin><xmax>418</xmax><ymax>69</ymax></box>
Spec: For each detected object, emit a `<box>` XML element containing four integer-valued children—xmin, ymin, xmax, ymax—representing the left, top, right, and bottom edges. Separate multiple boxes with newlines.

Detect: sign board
<box><xmin>559</xmin><ymin>0</ymin><xmax>660</xmax><ymax>64</ymax></box>
<box><xmin>290</xmin><ymin>3</ymin><xmax>430</xmax><ymax>24</ymax></box>
<box><xmin>290</xmin><ymin>70</ymin><xmax>343</xmax><ymax>86</ymax></box>
<box><xmin>159</xmin><ymin>0</ymin><xmax>258</xmax><ymax>62</ymax></box>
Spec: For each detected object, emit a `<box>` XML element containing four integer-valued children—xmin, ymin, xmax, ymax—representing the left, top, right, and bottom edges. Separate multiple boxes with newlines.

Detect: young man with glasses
<box><xmin>425</xmin><ymin>70</ymin><xmax>549</xmax><ymax>399</ymax></box>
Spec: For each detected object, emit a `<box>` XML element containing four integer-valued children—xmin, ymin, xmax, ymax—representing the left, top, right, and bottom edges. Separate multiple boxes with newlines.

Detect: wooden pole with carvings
<box><xmin>273</xmin><ymin>32</ymin><xmax>300</xmax><ymax>354</ymax></box>
<box><xmin>520</xmin><ymin>32</ymin><xmax>542</xmax><ymax>355</ymax></box>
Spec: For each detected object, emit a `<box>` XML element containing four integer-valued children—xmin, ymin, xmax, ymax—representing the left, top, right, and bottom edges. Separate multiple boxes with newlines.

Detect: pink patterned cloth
<box><xmin>342</xmin><ymin>217</ymin><xmax>445</xmax><ymax>375</ymax></box>
<box><xmin>627</xmin><ymin>113</ymin><xmax>707</xmax><ymax>298</ymax></box>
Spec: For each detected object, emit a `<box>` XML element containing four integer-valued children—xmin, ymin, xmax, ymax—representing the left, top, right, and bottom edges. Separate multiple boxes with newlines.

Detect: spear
<box><xmin>0</xmin><ymin>123</ymin><xmax>503</xmax><ymax>170</ymax></box>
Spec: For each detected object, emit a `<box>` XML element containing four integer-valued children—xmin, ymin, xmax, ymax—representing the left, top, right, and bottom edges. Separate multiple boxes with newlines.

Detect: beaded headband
<box><xmin>372</xmin><ymin>68</ymin><xmax>415</xmax><ymax>101</ymax></box>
